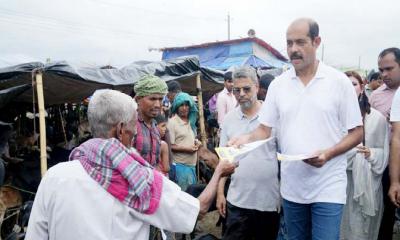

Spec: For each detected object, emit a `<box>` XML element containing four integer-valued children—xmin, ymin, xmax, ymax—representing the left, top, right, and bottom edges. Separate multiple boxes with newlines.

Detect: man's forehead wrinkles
<box><xmin>287</xmin><ymin>37</ymin><xmax>307</xmax><ymax>41</ymax></box>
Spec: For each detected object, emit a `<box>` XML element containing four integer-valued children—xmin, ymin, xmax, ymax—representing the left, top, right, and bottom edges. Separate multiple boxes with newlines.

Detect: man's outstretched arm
<box><xmin>228</xmin><ymin>124</ymin><xmax>272</xmax><ymax>147</ymax></box>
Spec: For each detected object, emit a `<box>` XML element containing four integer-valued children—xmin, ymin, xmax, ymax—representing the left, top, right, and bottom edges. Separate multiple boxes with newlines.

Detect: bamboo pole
<box><xmin>196</xmin><ymin>73</ymin><xmax>207</xmax><ymax>146</ymax></box>
<box><xmin>35</xmin><ymin>72</ymin><xmax>48</xmax><ymax>177</ymax></box>
<box><xmin>59</xmin><ymin>107</ymin><xmax>68</xmax><ymax>145</ymax></box>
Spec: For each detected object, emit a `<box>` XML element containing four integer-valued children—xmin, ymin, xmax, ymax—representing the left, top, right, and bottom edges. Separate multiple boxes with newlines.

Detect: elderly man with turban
<box><xmin>133</xmin><ymin>75</ymin><xmax>168</xmax><ymax>169</ymax></box>
<box><xmin>25</xmin><ymin>89</ymin><xmax>236</xmax><ymax>240</ymax></box>
<box><xmin>167</xmin><ymin>92</ymin><xmax>200</xmax><ymax>191</ymax></box>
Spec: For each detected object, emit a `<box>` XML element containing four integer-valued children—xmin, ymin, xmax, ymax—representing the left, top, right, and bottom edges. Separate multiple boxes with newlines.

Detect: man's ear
<box><xmin>313</xmin><ymin>36</ymin><xmax>321</xmax><ymax>48</ymax></box>
<box><xmin>135</xmin><ymin>96</ymin><xmax>142</xmax><ymax>103</ymax></box>
<box><xmin>116</xmin><ymin>122</ymin><xmax>124</xmax><ymax>140</ymax></box>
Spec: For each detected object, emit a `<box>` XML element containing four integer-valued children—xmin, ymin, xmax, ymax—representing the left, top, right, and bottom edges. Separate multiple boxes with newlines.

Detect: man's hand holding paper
<box><xmin>303</xmin><ymin>149</ymin><xmax>333</xmax><ymax>168</ymax></box>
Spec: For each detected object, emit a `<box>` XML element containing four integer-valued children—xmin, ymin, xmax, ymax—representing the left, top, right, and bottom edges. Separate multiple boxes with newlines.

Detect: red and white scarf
<box><xmin>69</xmin><ymin>138</ymin><xmax>163</xmax><ymax>214</ymax></box>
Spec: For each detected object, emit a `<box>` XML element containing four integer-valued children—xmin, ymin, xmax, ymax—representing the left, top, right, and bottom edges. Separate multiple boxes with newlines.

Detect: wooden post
<box><xmin>35</xmin><ymin>72</ymin><xmax>48</xmax><ymax>177</ymax></box>
<box><xmin>196</xmin><ymin>73</ymin><xmax>207</xmax><ymax>146</ymax></box>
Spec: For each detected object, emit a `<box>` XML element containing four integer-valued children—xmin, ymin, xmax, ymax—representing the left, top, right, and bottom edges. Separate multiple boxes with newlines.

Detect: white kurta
<box><xmin>25</xmin><ymin>160</ymin><xmax>200</xmax><ymax>240</ymax></box>
<box><xmin>340</xmin><ymin>108</ymin><xmax>389</xmax><ymax>240</ymax></box>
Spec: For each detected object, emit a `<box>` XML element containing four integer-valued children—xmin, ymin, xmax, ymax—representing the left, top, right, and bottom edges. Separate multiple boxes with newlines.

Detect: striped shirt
<box><xmin>133</xmin><ymin>115</ymin><xmax>161</xmax><ymax>167</ymax></box>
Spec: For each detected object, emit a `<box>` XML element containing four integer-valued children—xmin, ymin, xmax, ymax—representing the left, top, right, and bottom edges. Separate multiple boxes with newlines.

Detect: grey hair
<box><xmin>232</xmin><ymin>66</ymin><xmax>258</xmax><ymax>84</ymax></box>
<box><xmin>88</xmin><ymin>89</ymin><xmax>137</xmax><ymax>138</ymax></box>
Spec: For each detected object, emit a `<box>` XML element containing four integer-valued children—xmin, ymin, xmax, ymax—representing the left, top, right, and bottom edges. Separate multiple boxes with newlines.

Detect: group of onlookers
<box><xmin>23</xmin><ymin>16</ymin><xmax>400</xmax><ymax>240</ymax></box>
<box><xmin>214</xmin><ymin>19</ymin><xmax>400</xmax><ymax>240</ymax></box>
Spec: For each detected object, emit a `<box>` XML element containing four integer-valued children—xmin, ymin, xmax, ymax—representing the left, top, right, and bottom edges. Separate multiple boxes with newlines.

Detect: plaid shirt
<box><xmin>133</xmin><ymin>114</ymin><xmax>161</xmax><ymax>167</ymax></box>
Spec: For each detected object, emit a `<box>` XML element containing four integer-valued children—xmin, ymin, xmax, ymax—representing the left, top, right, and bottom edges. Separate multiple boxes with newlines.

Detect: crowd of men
<box><xmin>23</xmin><ymin>17</ymin><xmax>400</xmax><ymax>240</ymax></box>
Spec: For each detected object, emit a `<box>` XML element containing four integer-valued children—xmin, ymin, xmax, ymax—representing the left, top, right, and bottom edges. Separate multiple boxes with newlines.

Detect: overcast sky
<box><xmin>0</xmin><ymin>0</ymin><xmax>398</xmax><ymax>71</ymax></box>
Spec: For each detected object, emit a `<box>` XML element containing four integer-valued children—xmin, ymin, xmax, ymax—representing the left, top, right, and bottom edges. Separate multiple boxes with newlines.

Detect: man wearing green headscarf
<box><xmin>132</xmin><ymin>75</ymin><xmax>168</xmax><ymax>168</ymax></box>
<box><xmin>167</xmin><ymin>92</ymin><xmax>200</xmax><ymax>191</ymax></box>
<box><xmin>133</xmin><ymin>75</ymin><xmax>172</xmax><ymax>240</ymax></box>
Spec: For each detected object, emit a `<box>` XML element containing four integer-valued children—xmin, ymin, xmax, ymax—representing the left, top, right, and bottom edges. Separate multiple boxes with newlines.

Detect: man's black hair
<box><xmin>307</xmin><ymin>20</ymin><xmax>319</xmax><ymax>41</ymax></box>
<box><xmin>259</xmin><ymin>73</ymin><xmax>275</xmax><ymax>90</ymax></box>
<box><xmin>379</xmin><ymin>47</ymin><xmax>400</xmax><ymax>65</ymax></box>
<box><xmin>224</xmin><ymin>71</ymin><xmax>233</xmax><ymax>81</ymax></box>
<box><xmin>369</xmin><ymin>72</ymin><xmax>381</xmax><ymax>82</ymax></box>
<box><xmin>167</xmin><ymin>80</ymin><xmax>182</xmax><ymax>93</ymax></box>
<box><xmin>155</xmin><ymin>114</ymin><xmax>167</xmax><ymax>124</ymax></box>
<box><xmin>359</xmin><ymin>92</ymin><xmax>371</xmax><ymax>115</ymax></box>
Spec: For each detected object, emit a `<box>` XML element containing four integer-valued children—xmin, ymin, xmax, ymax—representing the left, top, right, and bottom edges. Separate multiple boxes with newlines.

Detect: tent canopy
<box><xmin>0</xmin><ymin>56</ymin><xmax>224</xmax><ymax>107</ymax></box>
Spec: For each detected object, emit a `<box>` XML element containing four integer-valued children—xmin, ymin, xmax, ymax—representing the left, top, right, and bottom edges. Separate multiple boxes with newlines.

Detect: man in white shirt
<box><xmin>389</xmin><ymin>88</ymin><xmax>400</xmax><ymax>206</ymax></box>
<box><xmin>216</xmin><ymin>72</ymin><xmax>237</xmax><ymax>127</ymax></box>
<box><xmin>229</xmin><ymin>18</ymin><xmax>363</xmax><ymax>240</ymax></box>
<box><xmin>217</xmin><ymin>66</ymin><xmax>280</xmax><ymax>240</ymax></box>
<box><xmin>25</xmin><ymin>89</ymin><xmax>236</xmax><ymax>240</ymax></box>
<box><xmin>372</xmin><ymin>47</ymin><xmax>400</xmax><ymax>240</ymax></box>
<box><xmin>384</xmin><ymin>48</ymin><xmax>400</xmax><ymax>240</ymax></box>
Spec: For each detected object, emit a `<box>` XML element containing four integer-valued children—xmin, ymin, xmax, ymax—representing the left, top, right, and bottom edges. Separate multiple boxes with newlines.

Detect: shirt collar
<box><xmin>222</xmin><ymin>87</ymin><xmax>233</xmax><ymax>95</ymax></box>
<box><xmin>137</xmin><ymin>112</ymin><xmax>156</xmax><ymax>128</ymax></box>
<box><xmin>235</xmin><ymin>106</ymin><xmax>259</xmax><ymax>122</ymax></box>
<box><xmin>381</xmin><ymin>84</ymin><xmax>396</xmax><ymax>91</ymax></box>
<box><xmin>174</xmin><ymin>115</ymin><xmax>189</xmax><ymax>125</ymax></box>
<box><xmin>375</xmin><ymin>84</ymin><xmax>396</xmax><ymax>92</ymax></box>
<box><xmin>289</xmin><ymin>60</ymin><xmax>326</xmax><ymax>80</ymax></box>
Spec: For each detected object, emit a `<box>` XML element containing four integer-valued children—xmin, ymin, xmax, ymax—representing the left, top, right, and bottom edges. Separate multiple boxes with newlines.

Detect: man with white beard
<box><xmin>216</xmin><ymin>66</ymin><xmax>280</xmax><ymax>240</ymax></box>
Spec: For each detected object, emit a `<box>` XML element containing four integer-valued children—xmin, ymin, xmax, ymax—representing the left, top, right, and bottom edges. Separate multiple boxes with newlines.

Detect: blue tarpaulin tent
<box><xmin>162</xmin><ymin>37</ymin><xmax>288</xmax><ymax>70</ymax></box>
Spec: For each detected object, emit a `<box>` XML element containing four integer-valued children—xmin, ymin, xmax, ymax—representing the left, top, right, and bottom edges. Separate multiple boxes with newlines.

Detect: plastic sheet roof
<box><xmin>0</xmin><ymin>56</ymin><xmax>224</xmax><ymax>107</ymax></box>
<box><xmin>162</xmin><ymin>37</ymin><xmax>288</xmax><ymax>70</ymax></box>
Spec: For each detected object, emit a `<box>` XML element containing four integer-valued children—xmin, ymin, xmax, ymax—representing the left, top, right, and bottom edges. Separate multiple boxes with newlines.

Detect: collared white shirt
<box><xmin>391</xmin><ymin>88</ymin><xmax>400</xmax><ymax>122</ymax></box>
<box><xmin>25</xmin><ymin>160</ymin><xmax>199</xmax><ymax>240</ymax></box>
<box><xmin>216</xmin><ymin>87</ymin><xmax>237</xmax><ymax>126</ymax></box>
<box><xmin>259</xmin><ymin>61</ymin><xmax>362</xmax><ymax>204</ymax></box>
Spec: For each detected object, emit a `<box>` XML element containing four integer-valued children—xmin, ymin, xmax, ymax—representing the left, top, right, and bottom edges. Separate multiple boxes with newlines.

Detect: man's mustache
<box><xmin>290</xmin><ymin>53</ymin><xmax>303</xmax><ymax>60</ymax></box>
<box><xmin>238</xmin><ymin>96</ymin><xmax>251</xmax><ymax>101</ymax></box>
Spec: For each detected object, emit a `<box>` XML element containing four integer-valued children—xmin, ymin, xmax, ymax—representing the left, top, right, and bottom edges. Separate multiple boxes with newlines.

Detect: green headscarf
<box><xmin>171</xmin><ymin>92</ymin><xmax>198</xmax><ymax>132</ymax></box>
<box><xmin>134</xmin><ymin>75</ymin><xmax>168</xmax><ymax>97</ymax></box>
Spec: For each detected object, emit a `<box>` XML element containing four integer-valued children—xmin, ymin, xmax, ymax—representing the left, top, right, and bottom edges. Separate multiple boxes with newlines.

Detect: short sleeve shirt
<box><xmin>259</xmin><ymin>62</ymin><xmax>362</xmax><ymax>204</ymax></box>
<box><xmin>220</xmin><ymin>106</ymin><xmax>280</xmax><ymax>211</ymax></box>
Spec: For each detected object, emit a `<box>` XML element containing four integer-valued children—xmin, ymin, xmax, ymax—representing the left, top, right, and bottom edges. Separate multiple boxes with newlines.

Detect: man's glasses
<box><xmin>232</xmin><ymin>86</ymin><xmax>252</xmax><ymax>95</ymax></box>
